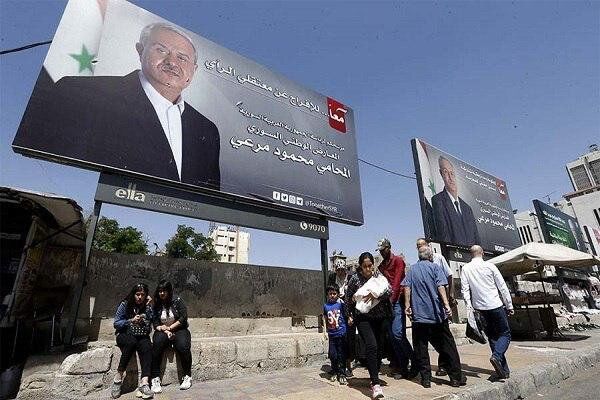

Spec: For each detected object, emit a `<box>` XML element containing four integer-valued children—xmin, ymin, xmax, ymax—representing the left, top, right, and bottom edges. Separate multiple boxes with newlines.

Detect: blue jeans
<box><xmin>390</xmin><ymin>301</ymin><xmax>414</xmax><ymax>371</ymax></box>
<box><xmin>480</xmin><ymin>307</ymin><xmax>511</xmax><ymax>375</ymax></box>
<box><xmin>328</xmin><ymin>335</ymin><xmax>347</xmax><ymax>376</ymax></box>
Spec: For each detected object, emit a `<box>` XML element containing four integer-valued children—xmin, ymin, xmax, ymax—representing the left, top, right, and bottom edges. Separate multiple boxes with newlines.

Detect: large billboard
<box><xmin>12</xmin><ymin>0</ymin><xmax>363</xmax><ymax>225</ymax></box>
<box><xmin>412</xmin><ymin>138</ymin><xmax>520</xmax><ymax>252</ymax></box>
<box><xmin>533</xmin><ymin>200</ymin><xmax>587</xmax><ymax>252</ymax></box>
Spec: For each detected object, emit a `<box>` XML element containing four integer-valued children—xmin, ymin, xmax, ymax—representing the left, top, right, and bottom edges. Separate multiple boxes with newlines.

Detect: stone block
<box><xmin>507</xmin><ymin>371</ymin><xmax>536</xmax><ymax>399</ymax></box>
<box><xmin>236</xmin><ymin>339</ymin><xmax>269</xmax><ymax>364</ymax></box>
<box><xmin>529</xmin><ymin>364</ymin><xmax>552</xmax><ymax>388</ymax></box>
<box><xmin>60</xmin><ymin>347</ymin><xmax>113</xmax><ymax>375</ymax></box>
<box><xmin>303</xmin><ymin>315</ymin><xmax>319</xmax><ymax>328</ymax></box>
<box><xmin>297</xmin><ymin>335</ymin><xmax>326</xmax><ymax>356</ymax></box>
<box><xmin>197</xmin><ymin>340</ymin><xmax>236</xmax><ymax>366</ymax></box>
<box><xmin>558</xmin><ymin>358</ymin><xmax>576</xmax><ymax>379</ymax></box>
<box><xmin>268</xmin><ymin>338</ymin><xmax>297</xmax><ymax>359</ymax></box>
<box><xmin>51</xmin><ymin>372</ymin><xmax>105</xmax><ymax>398</ymax></box>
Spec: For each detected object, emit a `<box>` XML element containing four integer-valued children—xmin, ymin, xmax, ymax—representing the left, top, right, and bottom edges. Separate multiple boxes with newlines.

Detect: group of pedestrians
<box><xmin>110</xmin><ymin>280</ymin><xmax>193</xmax><ymax>399</ymax></box>
<box><xmin>324</xmin><ymin>238</ymin><xmax>514</xmax><ymax>399</ymax></box>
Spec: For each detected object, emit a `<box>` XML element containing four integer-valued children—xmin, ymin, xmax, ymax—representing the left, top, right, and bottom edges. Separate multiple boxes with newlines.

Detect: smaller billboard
<box><xmin>533</xmin><ymin>200</ymin><xmax>587</xmax><ymax>252</ymax></box>
<box><xmin>412</xmin><ymin>138</ymin><xmax>520</xmax><ymax>252</ymax></box>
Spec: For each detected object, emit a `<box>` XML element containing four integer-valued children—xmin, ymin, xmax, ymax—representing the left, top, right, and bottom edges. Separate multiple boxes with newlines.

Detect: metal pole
<box><xmin>64</xmin><ymin>200</ymin><xmax>102</xmax><ymax>345</ymax></box>
<box><xmin>320</xmin><ymin>238</ymin><xmax>329</xmax><ymax>303</ymax></box>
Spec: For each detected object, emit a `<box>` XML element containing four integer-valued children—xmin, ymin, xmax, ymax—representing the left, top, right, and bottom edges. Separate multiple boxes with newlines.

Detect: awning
<box><xmin>488</xmin><ymin>242</ymin><xmax>600</xmax><ymax>277</ymax></box>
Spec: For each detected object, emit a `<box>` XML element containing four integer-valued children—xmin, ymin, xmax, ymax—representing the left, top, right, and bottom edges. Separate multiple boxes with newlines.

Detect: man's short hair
<box><xmin>418</xmin><ymin>246</ymin><xmax>433</xmax><ymax>261</ymax></box>
<box><xmin>416</xmin><ymin>237</ymin><xmax>429</xmax><ymax>244</ymax></box>
<box><xmin>139</xmin><ymin>22</ymin><xmax>198</xmax><ymax>63</ymax></box>
<box><xmin>438</xmin><ymin>155</ymin><xmax>453</xmax><ymax>169</ymax></box>
<box><xmin>470</xmin><ymin>245</ymin><xmax>484</xmax><ymax>255</ymax></box>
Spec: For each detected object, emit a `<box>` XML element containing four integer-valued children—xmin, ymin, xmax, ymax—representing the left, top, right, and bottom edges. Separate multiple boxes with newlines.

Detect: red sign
<box><xmin>327</xmin><ymin>97</ymin><xmax>347</xmax><ymax>133</ymax></box>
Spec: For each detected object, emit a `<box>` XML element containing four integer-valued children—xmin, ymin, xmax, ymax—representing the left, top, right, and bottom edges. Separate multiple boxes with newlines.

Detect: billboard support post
<box><xmin>65</xmin><ymin>200</ymin><xmax>102</xmax><ymax>346</ymax></box>
<box><xmin>320</xmin><ymin>237</ymin><xmax>329</xmax><ymax>302</ymax></box>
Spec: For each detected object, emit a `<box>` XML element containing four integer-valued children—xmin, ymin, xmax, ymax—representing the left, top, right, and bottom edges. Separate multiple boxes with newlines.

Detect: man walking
<box><xmin>415</xmin><ymin>238</ymin><xmax>454</xmax><ymax>377</ymax></box>
<box><xmin>377</xmin><ymin>238</ymin><xmax>416</xmax><ymax>378</ymax></box>
<box><xmin>402</xmin><ymin>246</ymin><xmax>465</xmax><ymax>388</ymax></box>
<box><xmin>461</xmin><ymin>245</ymin><xmax>514</xmax><ymax>379</ymax></box>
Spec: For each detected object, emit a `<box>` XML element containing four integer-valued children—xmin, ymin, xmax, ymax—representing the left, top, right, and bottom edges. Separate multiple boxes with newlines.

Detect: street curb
<box><xmin>440</xmin><ymin>342</ymin><xmax>600</xmax><ymax>400</ymax></box>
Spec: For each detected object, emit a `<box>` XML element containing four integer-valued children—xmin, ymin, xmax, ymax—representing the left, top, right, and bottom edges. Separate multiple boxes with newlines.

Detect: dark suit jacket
<box><xmin>14</xmin><ymin>70</ymin><xmax>220</xmax><ymax>189</ymax></box>
<box><xmin>431</xmin><ymin>188</ymin><xmax>480</xmax><ymax>246</ymax></box>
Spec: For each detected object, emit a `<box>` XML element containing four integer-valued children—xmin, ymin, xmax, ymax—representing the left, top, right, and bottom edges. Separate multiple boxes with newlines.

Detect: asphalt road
<box><xmin>524</xmin><ymin>364</ymin><xmax>600</xmax><ymax>400</ymax></box>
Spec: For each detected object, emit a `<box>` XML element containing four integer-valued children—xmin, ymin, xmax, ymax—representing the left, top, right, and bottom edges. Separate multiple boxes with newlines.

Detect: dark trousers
<box><xmin>346</xmin><ymin>325</ymin><xmax>356</xmax><ymax>364</ymax></box>
<box><xmin>151</xmin><ymin>329</ymin><xmax>193</xmax><ymax>379</ymax></box>
<box><xmin>328</xmin><ymin>335</ymin><xmax>347</xmax><ymax>376</ymax></box>
<box><xmin>390</xmin><ymin>300</ymin><xmax>415</xmax><ymax>371</ymax></box>
<box><xmin>479</xmin><ymin>307</ymin><xmax>511</xmax><ymax>375</ymax></box>
<box><xmin>412</xmin><ymin>320</ymin><xmax>462</xmax><ymax>381</ymax></box>
<box><xmin>356</xmin><ymin>317</ymin><xmax>386</xmax><ymax>385</ymax></box>
<box><xmin>116</xmin><ymin>332</ymin><xmax>152</xmax><ymax>379</ymax></box>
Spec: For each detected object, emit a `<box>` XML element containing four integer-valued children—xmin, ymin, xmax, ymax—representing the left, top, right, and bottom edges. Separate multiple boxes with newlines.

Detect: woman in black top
<box><xmin>149</xmin><ymin>280</ymin><xmax>193</xmax><ymax>393</ymax></box>
<box><xmin>111</xmin><ymin>283</ymin><xmax>153</xmax><ymax>399</ymax></box>
<box><xmin>345</xmin><ymin>252</ymin><xmax>391</xmax><ymax>400</ymax></box>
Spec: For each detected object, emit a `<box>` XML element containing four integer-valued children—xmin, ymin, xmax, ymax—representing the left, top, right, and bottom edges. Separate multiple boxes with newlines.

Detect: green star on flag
<box><xmin>428</xmin><ymin>179</ymin><xmax>436</xmax><ymax>196</ymax></box>
<box><xmin>69</xmin><ymin>45</ymin><xmax>95</xmax><ymax>73</ymax></box>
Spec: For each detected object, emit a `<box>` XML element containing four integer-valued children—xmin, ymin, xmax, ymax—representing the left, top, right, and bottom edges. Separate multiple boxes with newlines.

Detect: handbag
<box><xmin>127</xmin><ymin>313</ymin><xmax>151</xmax><ymax>337</ymax></box>
<box><xmin>465</xmin><ymin>308</ymin><xmax>487</xmax><ymax>344</ymax></box>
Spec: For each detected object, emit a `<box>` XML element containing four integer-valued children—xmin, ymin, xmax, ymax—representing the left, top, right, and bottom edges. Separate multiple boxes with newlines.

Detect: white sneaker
<box><xmin>150</xmin><ymin>377</ymin><xmax>162</xmax><ymax>394</ymax></box>
<box><xmin>180</xmin><ymin>375</ymin><xmax>192</xmax><ymax>390</ymax></box>
<box><xmin>371</xmin><ymin>384</ymin><xmax>384</xmax><ymax>399</ymax></box>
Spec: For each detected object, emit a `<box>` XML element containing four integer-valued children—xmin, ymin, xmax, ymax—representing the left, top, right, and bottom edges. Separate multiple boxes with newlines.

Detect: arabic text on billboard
<box><xmin>12</xmin><ymin>0</ymin><xmax>363</xmax><ymax>225</ymax></box>
<box><xmin>532</xmin><ymin>200</ymin><xmax>586</xmax><ymax>252</ymax></box>
<box><xmin>411</xmin><ymin>138</ymin><xmax>520</xmax><ymax>252</ymax></box>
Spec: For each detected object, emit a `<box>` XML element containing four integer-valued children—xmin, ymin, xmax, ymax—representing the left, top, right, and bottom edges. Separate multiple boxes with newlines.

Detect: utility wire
<box><xmin>2</xmin><ymin>40</ymin><xmax>417</xmax><ymax>182</ymax></box>
<box><xmin>359</xmin><ymin>158</ymin><xmax>416</xmax><ymax>180</ymax></box>
<box><xmin>0</xmin><ymin>40</ymin><xmax>52</xmax><ymax>55</ymax></box>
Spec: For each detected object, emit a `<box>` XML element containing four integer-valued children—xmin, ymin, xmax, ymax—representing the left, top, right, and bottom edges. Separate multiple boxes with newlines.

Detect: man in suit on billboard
<box><xmin>431</xmin><ymin>156</ymin><xmax>480</xmax><ymax>246</ymax></box>
<box><xmin>14</xmin><ymin>22</ymin><xmax>220</xmax><ymax>190</ymax></box>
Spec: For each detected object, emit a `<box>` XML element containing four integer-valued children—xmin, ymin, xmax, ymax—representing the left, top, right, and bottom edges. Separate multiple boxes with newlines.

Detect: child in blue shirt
<box><xmin>323</xmin><ymin>284</ymin><xmax>348</xmax><ymax>385</ymax></box>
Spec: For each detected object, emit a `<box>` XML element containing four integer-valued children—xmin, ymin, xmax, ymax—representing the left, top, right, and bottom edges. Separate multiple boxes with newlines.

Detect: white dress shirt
<box><xmin>433</xmin><ymin>252</ymin><xmax>453</xmax><ymax>279</ymax></box>
<box><xmin>139</xmin><ymin>71</ymin><xmax>185</xmax><ymax>179</ymax></box>
<box><xmin>460</xmin><ymin>256</ymin><xmax>513</xmax><ymax>311</ymax></box>
<box><xmin>446</xmin><ymin>190</ymin><xmax>461</xmax><ymax>214</ymax></box>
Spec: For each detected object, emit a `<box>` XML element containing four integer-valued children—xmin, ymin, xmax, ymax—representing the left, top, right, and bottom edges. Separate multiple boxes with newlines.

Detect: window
<box><xmin>229</xmin><ymin>246</ymin><xmax>235</xmax><ymax>251</ymax></box>
<box><xmin>594</xmin><ymin>208</ymin><xmax>600</xmax><ymax>226</ymax></box>
<box><xmin>228</xmin><ymin>255</ymin><xmax>235</xmax><ymax>262</ymax></box>
<box><xmin>230</xmin><ymin>237</ymin><xmax>235</xmax><ymax>242</ymax></box>
<box><xmin>526</xmin><ymin>225</ymin><xmax>534</xmax><ymax>242</ymax></box>
<box><xmin>570</xmin><ymin>165</ymin><xmax>591</xmax><ymax>190</ymax></box>
<box><xmin>589</xmin><ymin>159</ymin><xmax>600</xmax><ymax>186</ymax></box>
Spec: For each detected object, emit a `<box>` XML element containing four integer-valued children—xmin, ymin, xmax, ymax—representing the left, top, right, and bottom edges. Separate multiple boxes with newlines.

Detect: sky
<box><xmin>1</xmin><ymin>0</ymin><xmax>598</xmax><ymax>268</ymax></box>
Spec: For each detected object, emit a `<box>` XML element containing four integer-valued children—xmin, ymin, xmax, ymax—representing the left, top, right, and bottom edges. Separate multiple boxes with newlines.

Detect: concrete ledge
<box><xmin>17</xmin><ymin>332</ymin><xmax>327</xmax><ymax>399</ymax></box>
<box><xmin>444</xmin><ymin>341</ymin><xmax>600</xmax><ymax>400</ymax></box>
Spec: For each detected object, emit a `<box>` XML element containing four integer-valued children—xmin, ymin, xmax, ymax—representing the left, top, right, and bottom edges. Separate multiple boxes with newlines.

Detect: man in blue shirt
<box><xmin>402</xmin><ymin>246</ymin><xmax>465</xmax><ymax>388</ymax></box>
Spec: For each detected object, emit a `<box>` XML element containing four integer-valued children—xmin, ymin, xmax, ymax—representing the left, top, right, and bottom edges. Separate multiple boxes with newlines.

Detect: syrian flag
<box><xmin>43</xmin><ymin>0</ymin><xmax>108</xmax><ymax>82</ymax></box>
<box><xmin>415</xmin><ymin>139</ymin><xmax>436</xmax><ymax>205</ymax></box>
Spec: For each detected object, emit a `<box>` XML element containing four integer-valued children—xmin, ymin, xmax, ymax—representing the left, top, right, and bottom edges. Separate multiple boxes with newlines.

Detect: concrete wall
<box><xmin>79</xmin><ymin>251</ymin><xmax>322</xmax><ymax>321</ymax></box>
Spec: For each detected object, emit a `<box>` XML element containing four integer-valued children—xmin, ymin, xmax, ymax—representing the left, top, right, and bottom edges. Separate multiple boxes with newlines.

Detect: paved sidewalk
<box><xmin>120</xmin><ymin>329</ymin><xmax>600</xmax><ymax>400</ymax></box>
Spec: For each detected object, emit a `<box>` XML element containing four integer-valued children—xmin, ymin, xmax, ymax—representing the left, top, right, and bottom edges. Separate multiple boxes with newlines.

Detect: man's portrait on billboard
<box><xmin>431</xmin><ymin>155</ymin><xmax>480</xmax><ymax>246</ymax></box>
<box><xmin>14</xmin><ymin>22</ymin><xmax>221</xmax><ymax>190</ymax></box>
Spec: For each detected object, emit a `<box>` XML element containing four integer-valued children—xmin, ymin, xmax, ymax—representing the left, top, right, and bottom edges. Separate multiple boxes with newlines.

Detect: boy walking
<box><xmin>324</xmin><ymin>284</ymin><xmax>348</xmax><ymax>385</ymax></box>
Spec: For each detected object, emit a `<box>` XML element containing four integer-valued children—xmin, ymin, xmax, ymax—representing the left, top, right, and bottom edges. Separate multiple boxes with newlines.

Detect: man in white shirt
<box><xmin>461</xmin><ymin>245</ymin><xmax>514</xmax><ymax>379</ymax></box>
<box><xmin>14</xmin><ymin>22</ymin><xmax>221</xmax><ymax>189</ymax></box>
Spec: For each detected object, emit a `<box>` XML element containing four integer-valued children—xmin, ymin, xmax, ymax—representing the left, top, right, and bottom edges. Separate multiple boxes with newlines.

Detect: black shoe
<box><xmin>346</xmin><ymin>368</ymin><xmax>354</xmax><ymax>377</ymax></box>
<box><xmin>450</xmin><ymin>375</ymin><xmax>467</xmax><ymax>387</ymax></box>
<box><xmin>406</xmin><ymin>369</ymin><xmax>419</xmax><ymax>379</ymax></box>
<box><xmin>435</xmin><ymin>367</ymin><xmax>448</xmax><ymax>376</ymax></box>
<box><xmin>421</xmin><ymin>378</ymin><xmax>431</xmax><ymax>388</ymax></box>
<box><xmin>489</xmin><ymin>357</ymin><xmax>507</xmax><ymax>379</ymax></box>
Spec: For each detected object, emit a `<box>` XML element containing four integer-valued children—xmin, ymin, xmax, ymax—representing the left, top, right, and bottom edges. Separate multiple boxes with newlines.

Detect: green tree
<box><xmin>91</xmin><ymin>217</ymin><xmax>148</xmax><ymax>255</ymax></box>
<box><xmin>164</xmin><ymin>224</ymin><xmax>219</xmax><ymax>261</ymax></box>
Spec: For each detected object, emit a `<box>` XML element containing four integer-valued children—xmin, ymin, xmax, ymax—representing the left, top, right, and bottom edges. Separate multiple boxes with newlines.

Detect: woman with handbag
<box><xmin>110</xmin><ymin>283</ymin><xmax>154</xmax><ymax>399</ymax></box>
<box><xmin>345</xmin><ymin>252</ymin><xmax>391</xmax><ymax>400</ymax></box>
<box><xmin>149</xmin><ymin>280</ymin><xmax>193</xmax><ymax>393</ymax></box>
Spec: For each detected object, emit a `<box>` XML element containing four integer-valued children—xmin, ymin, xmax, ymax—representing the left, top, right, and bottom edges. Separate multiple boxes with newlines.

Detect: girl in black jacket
<box><xmin>149</xmin><ymin>280</ymin><xmax>193</xmax><ymax>393</ymax></box>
